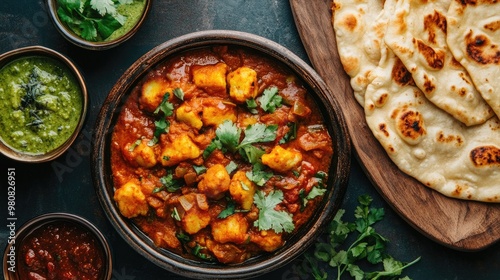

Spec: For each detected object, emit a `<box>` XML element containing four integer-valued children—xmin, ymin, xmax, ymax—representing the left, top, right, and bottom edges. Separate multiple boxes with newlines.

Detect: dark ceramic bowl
<box><xmin>0</xmin><ymin>45</ymin><xmax>88</xmax><ymax>163</ymax></box>
<box><xmin>91</xmin><ymin>30</ymin><xmax>350</xmax><ymax>279</ymax></box>
<box><xmin>2</xmin><ymin>213</ymin><xmax>112</xmax><ymax>280</ymax></box>
<box><xmin>47</xmin><ymin>0</ymin><xmax>151</xmax><ymax>50</ymax></box>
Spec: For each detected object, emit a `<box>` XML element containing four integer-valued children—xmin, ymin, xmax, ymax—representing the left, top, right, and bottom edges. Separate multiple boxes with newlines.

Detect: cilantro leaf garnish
<box><xmin>237</xmin><ymin>123</ymin><xmax>278</xmax><ymax>148</ymax></box>
<box><xmin>258</xmin><ymin>87</ymin><xmax>282</xmax><ymax>113</ymax></box>
<box><xmin>203</xmin><ymin>120</ymin><xmax>277</xmax><ymax>163</ymax></box>
<box><xmin>153</xmin><ymin>171</ymin><xmax>183</xmax><ymax>193</ymax></box>
<box><xmin>57</xmin><ymin>0</ymin><xmax>128</xmax><ymax>41</ymax></box>
<box><xmin>217</xmin><ymin>199</ymin><xmax>236</xmax><ymax>219</ymax></box>
<box><xmin>148</xmin><ymin>93</ymin><xmax>174</xmax><ymax>146</ymax></box>
<box><xmin>253</xmin><ymin>190</ymin><xmax>294</xmax><ymax>233</ymax></box>
<box><xmin>246</xmin><ymin>163</ymin><xmax>273</xmax><ymax>186</ymax></box>
<box><xmin>303</xmin><ymin>195</ymin><xmax>420</xmax><ymax>280</ymax></box>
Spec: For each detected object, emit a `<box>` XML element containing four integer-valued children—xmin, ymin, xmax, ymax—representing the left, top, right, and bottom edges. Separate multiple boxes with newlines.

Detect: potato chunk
<box><xmin>250</xmin><ymin>230</ymin><xmax>283</xmax><ymax>252</ymax></box>
<box><xmin>114</xmin><ymin>181</ymin><xmax>149</xmax><ymax>218</ymax></box>
<box><xmin>227</xmin><ymin>66</ymin><xmax>258</xmax><ymax>103</ymax></box>
<box><xmin>211</xmin><ymin>213</ymin><xmax>249</xmax><ymax>244</ymax></box>
<box><xmin>176</xmin><ymin>102</ymin><xmax>203</xmax><ymax>130</ymax></box>
<box><xmin>123</xmin><ymin>139</ymin><xmax>157</xmax><ymax>168</ymax></box>
<box><xmin>229</xmin><ymin>171</ymin><xmax>256</xmax><ymax>210</ymax></box>
<box><xmin>197</xmin><ymin>164</ymin><xmax>230</xmax><ymax>199</ymax></box>
<box><xmin>261</xmin><ymin>145</ymin><xmax>303</xmax><ymax>172</ymax></box>
<box><xmin>139</xmin><ymin>78</ymin><xmax>171</xmax><ymax>112</ymax></box>
<box><xmin>180</xmin><ymin>194</ymin><xmax>211</xmax><ymax>234</ymax></box>
<box><xmin>201</xmin><ymin>98</ymin><xmax>237</xmax><ymax>126</ymax></box>
<box><xmin>160</xmin><ymin>134</ymin><xmax>201</xmax><ymax>166</ymax></box>
<box><xmin>192</xmin><ymin>63</ymin><xmax>228</xmax><ymax>93</ymax></box>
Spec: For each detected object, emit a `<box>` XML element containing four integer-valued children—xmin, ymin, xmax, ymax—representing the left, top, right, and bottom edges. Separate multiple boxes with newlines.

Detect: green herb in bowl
<box><xmin>56</xmin><ymin>0</ymin><xmax>146</xmax><ymax>42</ymax></box>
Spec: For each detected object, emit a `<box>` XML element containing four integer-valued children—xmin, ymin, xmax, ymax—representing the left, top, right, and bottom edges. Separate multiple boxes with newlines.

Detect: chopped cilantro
<box><xmin>279</xmin><ymin>122</ymin><xmax>297</xmax><ymax>144</ymax></box>
<box><xmin>203</xmin><ymin>120</ymin><xmax>277</xmax><ymax>164</ymax></box>
<box><xmin>253</xmin><ymin>190</ymin><xmax>294</xmax><ymax>233</ymax></box>
<box><xmin>246</xmin><ymin>98</ymin><xmax>258</xmax><ymax>114</ymax></box>
<box><xmin>148</xmin><ymin>92</ymin><xmax>174</xmax><ymax>146</ymax></box>
<box><xmin>193</xmin><ymin>165</ymin><xmax>207</xmax><ymax>175</ymax></box>
<box><xmin>258</xmin><ymin>87</ymin><xmax>282</xmax><ymax>113</ymax></box>
<box><xmin>57</xmin><ymin>0</ymin><xmax>127</xmax><ymax>41</ymax></box>
<box><xmin>217</xmin><ymin>199</ymin><xmax>236</xmax><ymax>219</ymax></box>
<box><xmin>225</xmin><ymin>161</ymin><xmax>238</xmax><ymax>174</ymax></box>
<box><xmin>246</xmin><ymin>163</ymin><xmax>273</xmax><ymax>186</ymax></box>
<box><xmin>153</xmin><ymin>172</ymin><xmax>183</xmax><ymax>193</ymax></box>
<box><xmin>173</xmin><ymin>88</ymin><xmax>184</xmax><ymax>100</ymax></box>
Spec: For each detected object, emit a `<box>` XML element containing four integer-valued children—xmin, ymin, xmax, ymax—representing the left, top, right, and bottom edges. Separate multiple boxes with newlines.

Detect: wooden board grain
<box><xmin>289</xmin><ymin>0</ymin><xmax>500</xmax><ymax>251</ymax></box>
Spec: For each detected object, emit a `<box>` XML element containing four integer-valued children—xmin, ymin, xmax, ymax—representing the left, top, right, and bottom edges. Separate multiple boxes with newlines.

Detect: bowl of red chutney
<box><xmin>2</xmin><ymin>213</ymin><xmax>112</xmax><ymax>280</ymax></box>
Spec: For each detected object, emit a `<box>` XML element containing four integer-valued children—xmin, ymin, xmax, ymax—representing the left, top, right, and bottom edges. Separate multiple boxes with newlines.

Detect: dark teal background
<box><xmin>1</xmin><ymin>1</ymin><xmax>499</xmax><ymax>279</ymax></box>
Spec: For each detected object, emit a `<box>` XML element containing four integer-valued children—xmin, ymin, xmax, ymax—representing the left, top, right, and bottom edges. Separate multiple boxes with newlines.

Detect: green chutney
<box><xmin>0</xmin><ymin>56</ymin><xmax>83</xmax><ymax>155</ymax></box>
<box><xmin>105</xmin><ymin>0</ymin><xmax>146</xmax><ymax>41</ymax></box>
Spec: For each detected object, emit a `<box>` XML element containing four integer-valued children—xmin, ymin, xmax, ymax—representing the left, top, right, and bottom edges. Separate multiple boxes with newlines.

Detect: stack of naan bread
<box><xmin>332</xmin><ymin>0</ymin><xmax>500</xmax><ymax>202</ymax></box>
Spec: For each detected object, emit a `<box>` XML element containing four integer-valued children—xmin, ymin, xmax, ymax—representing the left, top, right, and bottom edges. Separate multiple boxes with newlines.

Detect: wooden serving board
<box><xmin>289</xmin><ymin>0</ymin><xmax>500</xmax><ymax>251</ymax></box>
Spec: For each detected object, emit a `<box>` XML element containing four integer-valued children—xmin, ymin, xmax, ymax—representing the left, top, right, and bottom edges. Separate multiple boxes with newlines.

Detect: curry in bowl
<box><xmin>110</xmin><ymin>45</ymin><xmax>334</xmax><ymax>264</ymax></box>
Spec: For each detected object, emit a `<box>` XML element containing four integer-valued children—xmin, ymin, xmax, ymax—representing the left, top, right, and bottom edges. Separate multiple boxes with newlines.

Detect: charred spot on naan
<box><xmin>465</xmin><ymin>31</ymin><xmax>500</xmax><ymax>65</ymax></box>
<box><xmin>391</xmin><ymin>58</ymin><xmax>414</xmax><ymax>86</ymax></box>
<box><xmin>436</xmin><ymin>131</ymin><xmax>464</xmax><ymax>146</ymax></box>
<box><xmin>423</xmin><ymin>10</ymin><xmax>447</xmax><ymax>45</ymax></box>
<box><xmin>395</xmin><ymin>109</ymin><xmax>426</xmax><ymax>145</ymax></box>
<box><xmin>415</xmin><ymin>40</ymin><xmax>445</xmax><ymax>70</ymax></box>
<box><xmin>470</xmin><ymin>146</ymin><xmax>500</xmax><ymax>167</ymax></box>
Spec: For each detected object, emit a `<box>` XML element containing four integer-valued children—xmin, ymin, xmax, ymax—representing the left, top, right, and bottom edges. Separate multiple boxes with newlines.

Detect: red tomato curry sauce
<box><xmin>110</xmin><ymin>45</ymin><xmax>334</xmax><ymax>264</ymax></box>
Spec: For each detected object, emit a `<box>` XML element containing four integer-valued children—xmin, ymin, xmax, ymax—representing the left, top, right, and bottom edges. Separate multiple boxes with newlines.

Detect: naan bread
<box><xmin>332</xmin><ymin>0</ymin><xmax>384</xmax><ymax>105</ymax></box>
<box><xmin>384</xmin><ymin>0</ymin><xmax>493</xmax><ymax>126</ymax></box>
<box><xmin>447</xmin><ymin>0</ymin><xmax>500</xmax><ymax>120</ymax></box>
<box><xmin>364</xmin><ymin>49</ymin><xmax>500</xmax><ymax>203</ymax></box>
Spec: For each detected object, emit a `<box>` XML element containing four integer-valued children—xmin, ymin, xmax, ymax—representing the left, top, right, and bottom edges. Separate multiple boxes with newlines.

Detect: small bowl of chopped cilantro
<box><xmin>0</xmin><ymin>45</ymin><xmax>88</xmax><ymax>162</ymax></box>
<box><xmin>47</xmin><ymin>0</ymin><xmax>151</xmax><ymax>50</ymax></box>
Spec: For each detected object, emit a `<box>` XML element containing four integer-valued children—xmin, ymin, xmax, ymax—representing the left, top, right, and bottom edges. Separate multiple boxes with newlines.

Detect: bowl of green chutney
<box><xmin>0</xmin><ymin>45</ymin><xmax>88</xmax><ymax>163</ymax></box>
<box><xmin>47</xmin><ymin>0</ymin><xmax>151</xmax><ymax>50</ymax></box>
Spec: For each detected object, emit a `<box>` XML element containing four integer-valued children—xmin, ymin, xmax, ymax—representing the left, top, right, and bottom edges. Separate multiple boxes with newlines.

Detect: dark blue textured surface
<box><xmin>1</xmin><ymin>1</ymin><xmax>499</xmax><ymax>279</ymax></box>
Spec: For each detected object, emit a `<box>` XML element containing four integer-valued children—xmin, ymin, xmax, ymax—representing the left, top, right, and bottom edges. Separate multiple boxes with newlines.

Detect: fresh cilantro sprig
<box><xmin>203</xmin><ymin>120</ymin><xmax>278</xmax><ymax>163</ymax></box>
<box><xmin>259</xmin><ymin>87</ymin><xmax>282</xmax><ymax>113</ymax></box>
<box><xmin>57</xmin><ymin>0</ymin><xmax>130</xmax><ymax>41</ymax></box>
<box><xmin>148</xmin><ymin>93</ymin><xmax>174</xmax><ymax>146</ymax></box>
<box><xmin>305</xmin><ymin>195</ymin><xmax>420</xmax><ymax>280</ymax></box>
<box><xmin>152</xmin><ymin>171</ymin><xmax>183</xmax><ymax>193</ymax></box>
<box><xmin>253</xmin><ymin>190</ymin><xmax>294</xmax><ymax>233</ymax></box>
<box><xmin>245</xmin><ymin>86</ymin><xmax>283</xmax><ymax>114</ymax></box>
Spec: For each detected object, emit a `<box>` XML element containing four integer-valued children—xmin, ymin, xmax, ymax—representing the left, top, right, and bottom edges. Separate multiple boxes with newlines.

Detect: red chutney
<box><xmin>110</xmin><ymin>45</ymin><xmax>334</xmax><ymax>264</ymax></box>
<box><xmin>18</xmin><ymin>221</ymin><xmax>104</xmax><ymax>280</ymax></box>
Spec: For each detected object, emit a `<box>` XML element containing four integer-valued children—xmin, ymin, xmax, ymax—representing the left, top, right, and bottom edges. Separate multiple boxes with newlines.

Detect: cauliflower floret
<box><xmin>139</xmin><ymin>78</ymin><xmax>172</xmax><ymax>112</ymax></box>
<box><xmin>197</xmin><ymin>164</ymin><xmax>230</xmax><ymax>199</ymax></box>
<box><xmin>229</xmin><ymin>170</ymin><xmax>256</xmax><ymax>210</ymax></box>
<box><xmin>261</xmin><ymin>145</ymin><xmax>303</xmax><ymax>172</ymax></box>
<box><xmin>250</xmin><ymin>230</ymin><xmax>284</xmax><ymax>252</ymax></box>
<box><xmin>192</xmin><ymin>63</ymin><xmax>228</xmax><ymax>93</ymax></box>
<box><xmin>227</xmin><ymin>66</ymin><xmax>258</xmax><ymax>103</ymax></box>
<box><xmin>114</xmin><ymin>181</ymin><xmax>149</xmax><ymax>218</ymax></box>
<box><xmin>211</xmin><ymin>213</ymin><xmax>249</xmax><ymax>244</ymax></box>
<box><xmin>176</xmin><ymin>102</ymin><xmax>203</xmax><ymax>130</ymax></box>
<box><xmin>179</xmin><ymin>194</ymin><xmax>211</xmax><ymax>234</ymax></box>
<box><xmin>160</xmin><ymin>134</ymin><xmax>202</xmax><ymax>166</ymax></box>
<box><xmin>123</xmin><ymin>139</ymin><xmax>157</xmax><ymax>168</ymax></box>
<box><xmin>201</xmin><ymin>98</ymin><xmax>237</xmax><ymax>126</ymax></box>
